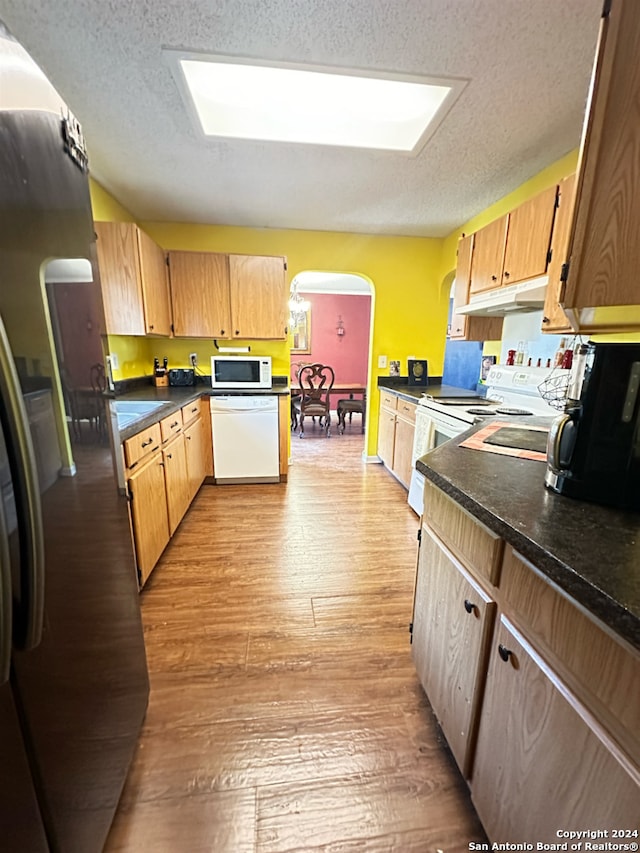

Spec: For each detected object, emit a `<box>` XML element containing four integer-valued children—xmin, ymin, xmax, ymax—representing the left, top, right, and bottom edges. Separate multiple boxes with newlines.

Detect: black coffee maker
<box><xmin>545</xmin><ymin>342</ymin><xmax>640</xmax><ymax>509</ymax></box>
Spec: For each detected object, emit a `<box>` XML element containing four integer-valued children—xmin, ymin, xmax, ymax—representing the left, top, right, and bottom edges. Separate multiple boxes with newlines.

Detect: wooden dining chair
<box><xmin>293</xmin><ymin>363</ymin><xmax>335</xmax><ymax>437</ymax></box>
<box><xmin>89</xmin><ymin>362</ymin><xmax>108</xmax><ymax>441</ymax></box>
<box><xmin>290</xmin><ymin>360</ymin><xmax>308</xmax><ymax>431</ymax></box>
<box><xmin>337</xmin><ymin>393</ymin><xmax>366</xmax><ymax>434</ymax></box>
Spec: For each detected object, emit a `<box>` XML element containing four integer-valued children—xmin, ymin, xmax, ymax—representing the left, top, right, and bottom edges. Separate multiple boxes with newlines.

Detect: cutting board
<box><xmin>483</xmin><ymin>426</ymin><xmax>548</xmax><ymax>454</ymax></box>
<box><xmin>458</xmin><ymin>420</ymin><xmax>550</xmax><ymax>461</ymax></box>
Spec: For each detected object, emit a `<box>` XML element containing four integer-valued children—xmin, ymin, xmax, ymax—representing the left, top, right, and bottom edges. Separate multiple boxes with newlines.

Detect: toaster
<box><xmin>168</xmin><ymin>368</ymin><xmax>195</xmax><ymax>387</ymax></box>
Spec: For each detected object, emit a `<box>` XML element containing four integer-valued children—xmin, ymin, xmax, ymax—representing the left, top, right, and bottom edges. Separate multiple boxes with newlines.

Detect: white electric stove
<box><xmin>407</xmin><ymin>365</ymin><xmax>570</xmax><ymax>515</ymax></box>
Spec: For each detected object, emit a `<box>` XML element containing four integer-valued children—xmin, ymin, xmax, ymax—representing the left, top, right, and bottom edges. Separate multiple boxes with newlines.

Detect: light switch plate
<box><xmin>378</xmin><ymin>355</ymin><xmax>387</xmax><ymax>368</ymax></box>
<box><xmin>109</xmin><ymin>352</ymin><xmax>119</xmax><ymax>370</ymax></box>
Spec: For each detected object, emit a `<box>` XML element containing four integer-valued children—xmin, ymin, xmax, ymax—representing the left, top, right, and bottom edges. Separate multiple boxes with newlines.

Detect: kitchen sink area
<box><xmin>113</xmin><ymin>400</ymin><xmax>167</xmax><ymax>429</ymax></box>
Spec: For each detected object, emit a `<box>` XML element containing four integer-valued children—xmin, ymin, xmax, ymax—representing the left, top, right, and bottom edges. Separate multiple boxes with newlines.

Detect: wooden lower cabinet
<box><xmin>184</xmin><ymin>416</ymin><xmax>206</xmax><ymax>502</ymax></box>
<box><xmin>127</xmin><ymin>453</ymin><xmax>170</xmax><ymax>587</ymax></box>
<box><xmin>393</xmin><ymin>400</ymin><xmax>416</xmax><ymax>488</ymax></box>
<box><xmin>377</xmin><ymin>394</ymin><xmax>416</xmax><ymax>488</ymax></box>
<box><xmin>162</xmin><ymin>433</ymin><xmax>190</xmax><ymax>535</ymax></box>
<box><xmin>471</xmin><ymin>616</ymin><xmax>640</xmax><ymax>841</ymax></box>
<box><xmin>412</xmin><ymin>526</ymin><xmax>496</xmax><ymax>776</ymax></box>
<box><xmin>413</xmin><ymin>480</ymin><xmax>640</xmax><ymax>841</ymax></box>
<box><xmin>125</xmin><ymin>400</ymin><xmax>212</xmax><ymax>586</ymax></box>
<box><xmin>377</xmin><ymin>403</ymin><xmax>396</xmax><ymax>469</ymax></box>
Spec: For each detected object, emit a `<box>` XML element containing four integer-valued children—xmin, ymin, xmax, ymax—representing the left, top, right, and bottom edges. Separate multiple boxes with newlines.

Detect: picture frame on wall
<box><xmin>291</xmin><ymin>307</ymin><xmax>311</xmax><ymax>354</ymax></box>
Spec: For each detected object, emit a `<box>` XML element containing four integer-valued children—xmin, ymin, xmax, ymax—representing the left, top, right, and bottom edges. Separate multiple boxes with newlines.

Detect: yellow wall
<box><xmin>88</xmin><ymin>177</ymin><xmax>447</xmax><ymax>457</ymax></box>
<box><xmin>89</xmin><ymin>179</ymin><xmax>135</xmax><ymax>223</ymax></box>
<box><xmin>143</xmin><ymin>222</ymin><xmax>445</xmax><ymax>457</ymax></box>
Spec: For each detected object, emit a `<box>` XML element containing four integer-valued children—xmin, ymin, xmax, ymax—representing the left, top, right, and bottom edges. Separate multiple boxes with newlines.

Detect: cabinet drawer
<box><xmin>396</xmin><ymin>399</ymin><xmax>416</xmax><ymax>424</ymax></box>
<box><xmin>124</xmin><ymin>423</ymin><xmax>162</xmax><ymax>469</ymax></box>
<box><xmin>181</xmin><ymin>400</ymin><xmax>202</xmax><ymax>426</ymax></box>
<box><xmin>160</xmin><ymin>410</ymin><xmax>183</xmax><ymax>442</ymax></box>
<box><xmin>380</xmin><ymin>391</ymin><xmax>398</xmax><ymax>410</ymax></box>
<box><xmin>501</xmin><ymin>546</ymin><xmax>640</xmax><ymax>765</ymax></box>
<box><xmin>423</xmin><ymin>480</ymin><xmax>503</xmax><ymax>586</ymax></box>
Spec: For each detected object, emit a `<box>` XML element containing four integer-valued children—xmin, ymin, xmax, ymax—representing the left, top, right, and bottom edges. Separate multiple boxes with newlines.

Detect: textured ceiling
<box><xmin>0</xmin><ymin>1</ymin><xmax>602</xmax><ymax>237</ymax></box>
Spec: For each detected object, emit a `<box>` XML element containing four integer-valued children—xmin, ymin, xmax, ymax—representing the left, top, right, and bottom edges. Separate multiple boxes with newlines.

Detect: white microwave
<box><xmin>210</xmin><ymin>355</ymin><xmax>272</xmax><ymax>389</ymax></box>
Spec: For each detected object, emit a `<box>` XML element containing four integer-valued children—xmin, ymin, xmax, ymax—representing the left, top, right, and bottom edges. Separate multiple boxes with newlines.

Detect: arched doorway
<box><xmin>289</xmin><ymin>271</ymin><xmax>373</xmax><ymax>449</ymax></box>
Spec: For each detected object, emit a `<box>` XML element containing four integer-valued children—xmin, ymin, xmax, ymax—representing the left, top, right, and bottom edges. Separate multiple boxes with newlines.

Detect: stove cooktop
<box><xmin>423</xmin><ymin>395</ymin><xmax>490</xmax><ymax>406</ymax></box>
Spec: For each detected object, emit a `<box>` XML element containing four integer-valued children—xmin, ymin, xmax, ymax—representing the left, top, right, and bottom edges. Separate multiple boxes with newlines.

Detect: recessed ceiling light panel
<box><xmin>164</xmin><ymin>51</ymin><xmax>467</xmax><ymax>153</ymax></box>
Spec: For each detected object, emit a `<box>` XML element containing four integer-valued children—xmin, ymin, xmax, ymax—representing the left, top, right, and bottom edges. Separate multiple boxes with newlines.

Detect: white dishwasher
<box><xmin>209</xmin><ymin>395</ymin><xmax>280</xmax><ymax>483</ymax></box>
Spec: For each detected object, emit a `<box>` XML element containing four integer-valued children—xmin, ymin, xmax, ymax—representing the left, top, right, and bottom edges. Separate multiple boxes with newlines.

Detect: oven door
<box><xmin>407</xmin><ymin>406</ymin><xmax>469</xmax><ymax>516</ymax></box>
<box><xmin>428</xmin><ymin>409</ymin><xmax>468</xmax><ymax>445</ymax></box>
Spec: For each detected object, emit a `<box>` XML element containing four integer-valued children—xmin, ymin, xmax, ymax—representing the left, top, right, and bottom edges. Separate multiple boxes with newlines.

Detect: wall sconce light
<box><xmin>336</xmin><ymin>315</ymin><xmax>345</xmax><ymax>340</ymax></box>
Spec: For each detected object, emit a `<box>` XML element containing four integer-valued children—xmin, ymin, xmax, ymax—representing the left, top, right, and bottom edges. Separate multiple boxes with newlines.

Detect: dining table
<box><xmin>290</xmin><ymin>383</ymin><xmax>367</xmax><ymax>432</ymax></box>
<box><xmin>290</xmin><ymin>383</ymin><xmax>367</xmax><ymax>404</ymax></box>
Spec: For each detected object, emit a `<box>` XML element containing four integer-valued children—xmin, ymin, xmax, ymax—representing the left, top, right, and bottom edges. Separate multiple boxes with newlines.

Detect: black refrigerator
<box><xmin>0</xmin><ymin>23</ymin><xmax>149</xmax><ymax>852</ymax></box>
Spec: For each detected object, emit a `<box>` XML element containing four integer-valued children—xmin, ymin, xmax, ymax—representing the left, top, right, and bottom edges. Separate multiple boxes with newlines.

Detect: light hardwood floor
<box><xmin>105</xmin><ymin>422</ymin><xmax>486</xmax><ymax>852</ymax></box>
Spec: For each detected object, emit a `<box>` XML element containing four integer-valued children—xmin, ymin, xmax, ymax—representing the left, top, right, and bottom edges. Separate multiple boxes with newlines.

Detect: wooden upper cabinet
<box><xmin>562</xmin><ymin>0</ymin><xmax>640</xmax><ymax>332</ymax></box>
<box><xmin>469</xmin><ymin>215</ymin><xmax>509</xmax><ymax>294</ymax></box>
<box><xmin>450</xmin><ymin>234</ymin><xmax>473</xmax><ymax>338</ymax></box>
<box><xmin>95</xmin><ymin>221</ymin><xmax>145</xmax><ymax>335</ymax></box>
<box><xmin>229</xmin><ymin>254</ymin><xmax>287</xmax><ymax>339</ymax></box>
<box><xmin>450</xmin><ymin>233</ymin><xmax>503</xmax><ymax>342</ymax></box>
<box><xmin>542</xmin><ymin>174</ymin><xmax>577</xmax><ymax>334</ymax></box>
<box><xmin>95</xmin><ymin>222</ymin><xmax>171</xmax><ymax>336</ymax></box>
<box><xmin>501</xmin><ymin>184</ymin><xmax>557</xmax><ymax>286</ymax></box>
<box><xmin>137</xmin><ymin>228</ymin><xmax>172</xmax><ymax>336</ymax></box>
<box><xmin>168</xmin><ymin>251</ymin><xmax>231</xmax><ymax>338</ymax></box>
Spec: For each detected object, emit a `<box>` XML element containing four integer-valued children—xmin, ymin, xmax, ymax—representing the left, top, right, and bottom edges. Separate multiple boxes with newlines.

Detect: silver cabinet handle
<box><xmin>0</xmin><ymin>316</ymin><xmax>44</xmax><ymax>652</ymax></box>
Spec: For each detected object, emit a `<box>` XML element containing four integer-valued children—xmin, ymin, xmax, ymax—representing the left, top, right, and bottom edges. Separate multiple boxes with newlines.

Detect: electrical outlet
<box><xmin>189</xmin><ymin>353</ymin><xmax>197</xmax><ymax>367</ymax></box>
<box><xmin>378</xmin><ymin>355</ymin><xmax>387</xmax><ymax>369</ymax></box>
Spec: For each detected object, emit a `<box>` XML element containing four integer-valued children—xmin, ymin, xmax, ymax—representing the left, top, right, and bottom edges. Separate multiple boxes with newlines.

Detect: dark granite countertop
<box><xmin>416</xmin><ymin>419</ymin><xmax>640</xmax><ymax>651</ymax></box>
<box><xmin>377</xmin><ymin>379</ymin><xmax>481</xmax><ymax>405</ymax></box>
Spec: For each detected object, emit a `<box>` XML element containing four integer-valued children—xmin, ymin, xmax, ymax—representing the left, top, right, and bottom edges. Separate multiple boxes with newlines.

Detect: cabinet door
<box><xmin>450</xmin><ymin>234</ymin><xmax>503</xmax><ymax>342</ymax></box>
<box><xmin>229</xmin><ymin>255</ymin><xmax>287</xmax><ymax>339</ymax></box>
<box><xmin>472</xmin><ymin>616</ymin><xmax>640</xmax><ymax>842</ymax></box>
<box><xmin>184</xmin><ymin>416</ymin><xmax>205</xmax><ymax>503</ymax></box>
<box><xmin>392</xmin><ymin>402</ymin><xmax>416</xmax><ymax>488</ymax></box>
<box><xmin>127</xmin><ymin>454</ymin><xmax>170</xmax><ymax>586</ymax></box>
<box><xmin>563</xmin><ymin>1</ymin><xmax>640</xmax><ymax>331</ymax></box>
<box><xmin>168</xmin><ymin>251</ymin><xmax>231</xmax><ymax>338</ymax></box>
<box><xmin>163</xmin><ymin>433</ymin><xmax>190</xmax><ymax>535</ymax></box>
<box><xmin>137</xmin><ymin>227</ymin><xmax>172</xmax><ymax>336</ymax></box>
<box><xmin>469</xmin><ymin>216</ymin><xmax>509</xmax><ymax>294</ymax></box>
<box><xmin>200</xmin><ymin>397</ymin><xmax>214</xmax><ymax>478</ymax></box>
<box><xmin>501</xmin><ymin>185</ymin><xmax>557</xmax><ymax>285</ymax></box>
<box><xmin>377</xmin><ymin>406</ymin><xmax>396</xmax><ymax>469</ymax></box>
<box><xmin>541</xmin><ymin>175</ymin><xmax>576</xmax><ymax>334</ymax></box>
<box><xmin>412</xmin><ymin>527</ymin><xmax>496</xmax><ymax>776</ymax></box>
<box><xmin>95</xmin><ymin>221</ymin><xmax>146</xmax><ymax>335</ymax></box>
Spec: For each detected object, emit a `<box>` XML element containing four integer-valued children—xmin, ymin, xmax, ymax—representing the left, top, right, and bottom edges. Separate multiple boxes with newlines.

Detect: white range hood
<box><xmin>457</xmin><ymin>276</ymin><xmax>548</xmax><ymax>316</ymax></box>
